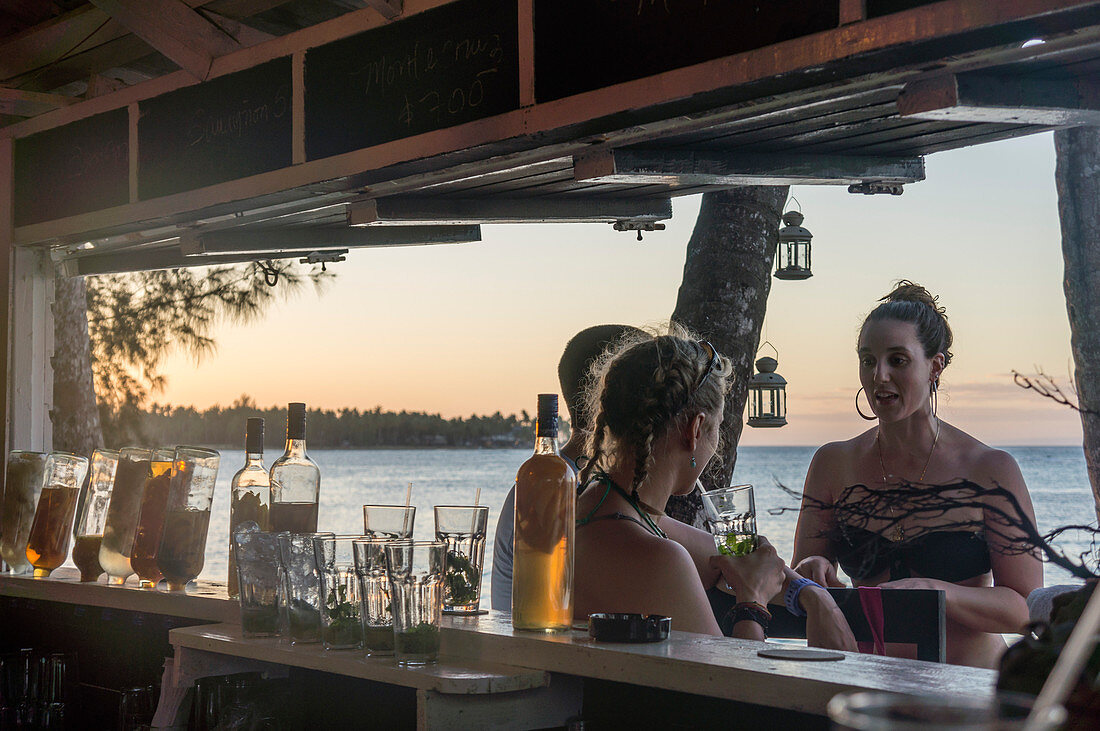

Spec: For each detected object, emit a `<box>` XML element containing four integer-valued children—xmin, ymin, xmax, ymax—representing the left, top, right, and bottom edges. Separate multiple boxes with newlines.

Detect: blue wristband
<box><xmin>784</xmin><ymin>577</ymin><xmax>821</xmax><ymax>617</ymax></box>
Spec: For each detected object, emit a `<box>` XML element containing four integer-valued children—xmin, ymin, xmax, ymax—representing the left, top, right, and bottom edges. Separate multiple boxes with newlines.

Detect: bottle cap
<box><xmin>287</xmin><ymin>402</ymin><xmax>307</xmax><ymax>440</ymax></box>
<box><xmin>245</xmin><ymin>418</ymin><xmax>264</xmax><ymax>453</ymax></box>
<box><xmin>536</xmin><ymin>394</ymin><xmax>558</xmax><ymax>437</ymax></box>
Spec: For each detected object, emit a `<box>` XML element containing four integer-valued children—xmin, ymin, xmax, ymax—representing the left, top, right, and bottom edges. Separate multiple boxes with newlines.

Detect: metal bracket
<box><xmin>299</xmin><ymin>249</ymin><xmax>348</xmax><ymax>271</ymax></box>
<box><xmin>848</xmin><ymin>182</ymin><xmax>905</xmax><ymax>196</ymax></box>
<box><xmin>613</xmin><ymin>220</ymin><xmax>667</xmax><ymax>241</ymax></box>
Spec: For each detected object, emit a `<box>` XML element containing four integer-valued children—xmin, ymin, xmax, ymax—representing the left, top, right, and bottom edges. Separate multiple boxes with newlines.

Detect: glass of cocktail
<box><xmin>700</xmin><ymin>484</ymin><xmax>757</xmax><ymax>556</ymax></box>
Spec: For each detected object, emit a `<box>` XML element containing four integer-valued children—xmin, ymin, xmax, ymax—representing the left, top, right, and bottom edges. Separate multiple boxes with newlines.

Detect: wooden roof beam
<box><xmin>0</xmin><ymin>88</ymin><xmax>78</xmax><ymax>117</ymax></box>
<box><xmin>363</xmin><ymin>0</ymin><xmax>403</xmax><ymax>20</ymax></box>
<box><xmin>573</xmin><ymin>149</ymin><xmax>926</xmax><ymax>187</ymax></box>
<box><xmin>179</xmin><ymin>225</ymin><xmax>481</xmax><ymax>255</ymax></box>
<box><xmin>898</xmin><ymin>72</ymin><xmax>1100</xmax><ymax>126</ymax></box>
<box><xmin>88</xmin><ymin>0</ymin><xmax>245</xmax><ymax>80</ymax></box>
<box><xmin>347</xmin><ymin>197</ymin><xmax>672</xmax><ymax>225</ymax></box>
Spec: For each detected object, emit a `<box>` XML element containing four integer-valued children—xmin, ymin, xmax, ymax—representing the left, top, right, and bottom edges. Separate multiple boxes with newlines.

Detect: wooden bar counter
<box><xmin>2</xmin><ymin>571</ymin><xmax>998</xmax><ymax>728</ymax></box>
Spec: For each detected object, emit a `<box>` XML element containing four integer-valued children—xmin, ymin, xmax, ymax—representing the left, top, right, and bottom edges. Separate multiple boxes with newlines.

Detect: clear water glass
<box><xmin>700</xmin><ymin>484</ymin><xmax>757</xmax><ymax>556</ymax></box>
<box><xmin>385</xmin><ymin>540</ymin><xmax>445</xmax><ymax>665</ymax></box>
<box><xmin>827</xmin><ymin>690</ymin><xmax>1065</xmax><ymax>730</ymax></box>
<box><xmin>354</xmin><ymin>538</ymin><xmax>400</xmax><ymax>656</ymax></box>
<box><xmin>277</xmin><ymin>532</ymin><xmax>325</xmax><ymax>644</ymax></box>
<box><xmin>362</xmin><ymin>504</ymin><xmax>415</xmax><ymax>539</ymax></box>
<box><xmin>434</xmin><ymin>505</ymin><xmax>488</xmax><ymax>613</ymax></box>
<box><xmin>313</xmin><ymin>535</ymin><xmax>365</xmax><ymax>650</ymax></box>
<box><xmin>232</xmin><ymin>527</ymin><xmax>282</xmax><ymax>638</ymax></box>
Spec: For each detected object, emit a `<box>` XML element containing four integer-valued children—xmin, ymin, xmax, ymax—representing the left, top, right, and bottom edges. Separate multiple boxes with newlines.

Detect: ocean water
<box><xmin>71</xmin><ymin>446</ymin><xmax>1098</xmax><ymax>589</ymax></box>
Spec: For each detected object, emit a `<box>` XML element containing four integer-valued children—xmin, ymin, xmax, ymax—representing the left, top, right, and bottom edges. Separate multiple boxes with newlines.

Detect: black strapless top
<box><xmin>833</xmin><ymin>526</ymin><xmax>992</xmax><ymax>583</ymax></box>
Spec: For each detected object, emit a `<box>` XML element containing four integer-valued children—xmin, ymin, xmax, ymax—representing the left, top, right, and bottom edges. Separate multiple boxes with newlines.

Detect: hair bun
<box><xmin>882</xmin><ymin>280</ymin><xmax>947</xmax><ymax>319</ymax></box>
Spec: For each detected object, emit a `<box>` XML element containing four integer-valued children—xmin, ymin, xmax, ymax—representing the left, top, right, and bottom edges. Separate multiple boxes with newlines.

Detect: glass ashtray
<box><xmin>588</xmin><ymin>613</ymin><xmax>670</xmax><ymax>643</ymax></box>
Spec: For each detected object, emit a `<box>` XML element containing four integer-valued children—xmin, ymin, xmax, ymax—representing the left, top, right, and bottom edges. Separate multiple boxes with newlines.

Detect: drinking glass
<box><xmin>313</xmin><ymin>535</ymin><xmax>364</xmax><ymax>650</ymax></box>
<box><xmin>129</xmin><ymin>448</ymin><xmax>174</xmax><ymax>588</ymax></box>
<box><xmin>99</xmin><ymin>447</ymin><xmax>154</xmax><ymax>585</ymax></box>
<box><xmin>25</xmin><ymin>452</ymin><xmax>90</xmax><ymax>578</ymax></box>
<box><xmin>434</xmin><ymin>506</ymin><xmax>488</xmax><ymax>613</ymax></box>
<box><xmin>157</xmin><ymin>446</ymin><xmax>220</xmax><ymax>591</ymax></box>
<box><xmin>362</xmin><ymin>505</ymin><xmax>416</xmax><ymax>539</ymax></box>
<box><xmin>827</xmin><ymin>690</ymin><xmax>1065</xmax><ymax>730</ymax></box>
<box><xmin>700</xmin><ymin>484</ymin><xmax>757</xmax><ymax>556</ymax></box>
<box><xmin>231</xmin><ymin>527</ymin><xmax>282</xmax><ymax>638</ymax></box>
<box><xmin>72</xmin><ymin>448</ymin><xmax>119</xmax><ymax>582</ymax></box>
<box><xmin>0</xmin><ymin>451</ymin><xmax>47</xmax><ymax>575</ymax></box>
<box><xmin>277</xmin><ymin>532</ymin><xmax>324</xmax><ymax>644</ymax></box>
<box><xmin>385</xmin><ymin>540</ymin><xmax>445</xmax><ymax>665</ymax></box>
<box><xmin>353</xmin><ymin>538</ymin><xmax>399</xmax><ymax>656</ymax></box>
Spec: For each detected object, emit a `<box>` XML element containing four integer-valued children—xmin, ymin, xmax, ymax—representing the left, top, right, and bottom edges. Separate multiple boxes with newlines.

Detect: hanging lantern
<box><xmin>774</xmin><ymin>209</ymin><xmax>813</xmax><ymax>281</ymax></box>
<box><xmin>746</xmin><ymin>347</ymin><xmax>787</xmax><ymax>428</ymax></box>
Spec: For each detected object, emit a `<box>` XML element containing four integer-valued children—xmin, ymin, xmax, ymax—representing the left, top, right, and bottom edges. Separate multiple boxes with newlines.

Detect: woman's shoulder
<box><xmin>812</xmin><ymin>429</ymin><xmax>875</xmax><ymax>464</ymax></box>
<box><xmin>942</xmin><ymin>423</ymin><xmax>1026</xmax><ymax>487</ymax></box>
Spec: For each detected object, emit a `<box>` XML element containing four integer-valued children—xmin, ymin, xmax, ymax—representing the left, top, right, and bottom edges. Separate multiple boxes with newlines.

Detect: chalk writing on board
<box><xmin>186</xmin><ymin>88</ymin><xmax>289</xmax><ymax>148</ymax></box>
<box><xmin>65</xmin><ymin>139</ymin><xmax>128</xmax><ymax>181</ymax></box>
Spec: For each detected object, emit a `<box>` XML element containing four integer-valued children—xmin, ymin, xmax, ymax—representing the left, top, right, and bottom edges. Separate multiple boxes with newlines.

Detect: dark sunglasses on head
<box><xmin>692</xmin><ymin>340</ymin><xmax>721</xmax><ymax>396</ymax></box>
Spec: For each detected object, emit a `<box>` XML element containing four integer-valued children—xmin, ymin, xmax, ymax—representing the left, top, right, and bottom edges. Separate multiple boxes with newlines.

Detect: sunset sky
<box><xmin>155</xmin><ymin>131</ymin><xmax>1083</xmax><ymax>447</ymax></box>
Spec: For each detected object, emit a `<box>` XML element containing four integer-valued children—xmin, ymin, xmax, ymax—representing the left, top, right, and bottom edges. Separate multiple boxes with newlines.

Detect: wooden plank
<box><xmin>89</xmin><ymin>0</ymin><xmax>243</xmax><ymax>80</ymax></box>
<box><xmin>898</xmin><ymin>71</ymin><xmax>1100</xmax><ymax>125</ymax></box>
<box><xmin>0</xmin><ymin>89</ymin><xmax>78</xmax><ymax>118</ymax></box>
<box><xmin>440</xmin><ymin>613</ymin><xmax>996</xmax><ymax>717</ymax></box>
<box><xmin>363</xmin><ymin>0</ymin><xmax>404</xmax><ymax>20</ymax></box>
<box><xmin>573</xmin><ymin>149</ymin><xmax>925</xmax><ymax>186</ymax></box>
<box><xmin>685</xmin><ymin>101</ymin><xmax>900</xmax><ymax>151</ymax></box>
<box><xmin>0</xmin><ymin>567</ymin><xmax>238</xmax><ymax>622</ymax></box>
<box><xmin>184</xmin><ymin>224</ymin><xmax>481</xmax><ymax>253</ymax></box>
<box><xmin>840</xmin><ymin>0</ymin><xmax>868</xmax><ymax>25</ymax></box>
<box><xmin>348</xmin><ymin>197</ymin><xmax>672</xmax><ymax>225</ymax></box>
<box><xmin>0</xmin><ymin>137</ymin><xmax>10</xmax><ymax>457</ymax></box>
<box><xmin>8</xmin><ymin>247</ymin><xmax>53</xmax><ymax>451</ymax></box>
<box><xmin>170</xmin><ymin>622</ymin><xmax>550</xmax><ymax>694</ymax></box>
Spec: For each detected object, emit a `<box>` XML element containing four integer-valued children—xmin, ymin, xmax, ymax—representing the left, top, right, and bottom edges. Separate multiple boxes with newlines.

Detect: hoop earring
<box><xmin>855</xmin><ymin>387</ymin><xmax>877</xmax><ymax>421</ymax></box>
<box><xmin>930</xmin><ymin>381</ymin><xmax>938</xmax><ymax>418</ymax></box>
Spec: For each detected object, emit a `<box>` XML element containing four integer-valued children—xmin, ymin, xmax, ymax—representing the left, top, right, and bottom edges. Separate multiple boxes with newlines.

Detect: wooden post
<box><xmin>1054</xmin><ymin>127</ymin><xmax>1100</xmax><ymax>524</ymax></box>
<box><xmin>8</xmin><ymin>246</ymin><xmax>54</xmax><ymax>452</ymax></box>
<box><xmin>0</xmin><ymin>137</ymin><xmax>10</xmax><ymax>460</ymax></box>
<box><xmin>668</xmin><ymin>186</ymin><xmax>787</xmax><ymax>522</ymax></box>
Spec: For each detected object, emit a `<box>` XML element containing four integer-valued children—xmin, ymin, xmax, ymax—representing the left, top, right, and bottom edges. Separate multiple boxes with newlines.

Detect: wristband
<box><xmin>784</xmin><ymin>577</ymin><xmax>821</xmax><ymax>617</ymax></box>
<box><xmin>729</xmin><ymin>601</ymin><xmax>771</xmax><ymax>637</ymax></box>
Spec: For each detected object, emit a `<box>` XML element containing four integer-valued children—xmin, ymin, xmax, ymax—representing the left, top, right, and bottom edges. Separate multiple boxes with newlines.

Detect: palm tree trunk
<box><xmin>667</xmin><ymin>186</ymin><xmax>787</xmax><ymax>523</ymax></box>
<box><xmin>51</xmin><ymin>275</ymin><xmax>102</xmax><ymax>455</ymax></box>
<box><xmin>1054</xmin><ymin>127</ymin><xmax>1100</xmax><ymax>524</ymax></box>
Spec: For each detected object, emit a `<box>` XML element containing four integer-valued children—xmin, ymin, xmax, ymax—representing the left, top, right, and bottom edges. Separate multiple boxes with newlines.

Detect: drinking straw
<box><xmin>1023</xmin><ymin>583</ymin><xmax>1100</xmax><ymax>730</ymax></box>
<box><xmin>403</xmin><ymin>482</ymin><xmax>413</xmax><ymax>537</ymax></box>
<box><xmin>474</xmin><ymin>487</ymin><xmax>481</xmax><ymax>506</ymax></box>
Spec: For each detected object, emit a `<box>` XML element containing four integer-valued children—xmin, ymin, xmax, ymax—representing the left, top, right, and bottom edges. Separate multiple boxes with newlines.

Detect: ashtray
<box><xmin>588</xmin><ymin>613</ymin><xmax>670</xmax><ymax>643</ymax></box>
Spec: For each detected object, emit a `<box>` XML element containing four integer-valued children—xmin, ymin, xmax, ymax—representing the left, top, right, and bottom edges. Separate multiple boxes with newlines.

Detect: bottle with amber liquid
<box><xmin>228</xmin><ymin>418</ymin><xmax>270</xmax><ymax>597</ymax></box>
<box><xmin>25</xmin><ymin>452</ymin><xmax>90</xmax><ymax>578</ymax></box>
<box><xmin>512</xmin><ymin>394</ymin><xmax>575</xmax><ymax>631</ymax></box>
<box><xmin>129</xmin><ymin>449</ymin><xmax>174</xmax><ymax>588</ymax></box>
<box><xmin>269</xmin><ymin>403</ymin><xmax>320</xmax><ymax>533</ymax></box>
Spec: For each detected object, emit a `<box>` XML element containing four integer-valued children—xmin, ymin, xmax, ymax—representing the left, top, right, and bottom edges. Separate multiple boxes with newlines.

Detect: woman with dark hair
<box><xmin>793</xmin><ymin>281</ymin><xmax>1042</xmax><ymax>667</ymax></box>
<box><xmin>576</xmin><ymin>327</ymin><xmax>855</xmax><ymax>646</ymax></box>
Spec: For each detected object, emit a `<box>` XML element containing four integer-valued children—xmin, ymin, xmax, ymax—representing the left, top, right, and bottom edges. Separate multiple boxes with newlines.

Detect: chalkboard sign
<box><xmin>138</xmin><ymin>58</ymin><xmax>292</xmax><ymax>200</ymax></box>
<box><xmin>534</xmin><ymin>0</ymin><xmax>839</xmax><ymax>103</ymax></box>
<box><xmin>867</xmin><ymin>0</ymin><xmax>941</xmax><ymax>18</ymax></box>
<box><xmin>304</xmin><ymin>0</ymin><xmax>520</xmax><ymax>160</ymax></box>
<box><xmin>14</xmin><ymin>109</ymin><xmax>129</xmax><ymax>227</ymax></box>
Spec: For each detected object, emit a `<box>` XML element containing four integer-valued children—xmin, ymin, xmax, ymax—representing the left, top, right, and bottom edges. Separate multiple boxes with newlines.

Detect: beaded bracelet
<box><xmin>729</xmin><ymin>601</ymin><xmax>771</xmax><ymax>637</ymax></box>
<box><xmin>784</xmin><ymin>577</ymin><xmax>821</xmax><ymax>617</ymax></box>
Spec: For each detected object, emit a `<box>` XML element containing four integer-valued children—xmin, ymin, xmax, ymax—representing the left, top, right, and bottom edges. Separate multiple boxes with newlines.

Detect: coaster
<box><xmin>757</xmin><ymin>648</ymin><xmax>845</xmax><ymax>662</ymax></box>
<box><xmin>443</xmin><ymin>608</ymin><xmax>488</xmax><ymax>616</ymax></box>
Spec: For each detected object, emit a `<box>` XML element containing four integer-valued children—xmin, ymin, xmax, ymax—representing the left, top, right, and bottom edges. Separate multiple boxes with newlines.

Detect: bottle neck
<box><xmin>283</xmin><ymin>438</ymin><xmax>308</xmax><ymax>457</ymax></box>
<box><xmin>533</xmin><ymin>434</ymin><xmax>559</xmax><ymax>455</ymax></box>
<box><xmin>244</xmin><ymin>451</ymin><xmax>264</xmax><ymax>465</ymax></box>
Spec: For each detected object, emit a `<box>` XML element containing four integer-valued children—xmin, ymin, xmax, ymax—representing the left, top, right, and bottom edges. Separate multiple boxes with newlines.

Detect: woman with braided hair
<box><xmin>793</xmin><ymin>281</ymin><xmax>1042</xmax><ymax>667</ymax></box>
<box><xmin>575</xmin><ymin>327</ymin><xmax>856</xmax><ymax>646</ymax></box>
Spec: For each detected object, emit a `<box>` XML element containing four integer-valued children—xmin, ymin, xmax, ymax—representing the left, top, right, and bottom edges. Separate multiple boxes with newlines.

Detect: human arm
<box><xmin>489</xmin><ymin>487</ymin><xmax>515</xmax><ymax>612</ymax></box>
<box><xmin>659</xmin><ymin>507</ymin><xmax>722</xmax><ymax>589</ymax></box>
<box><xmin>792</xmin><ymin>445</ymin><xmax>847</xmax><ymax>587</ymax></box>
<box><xmin>794</xmin><ymin>578</ymin><xmax>858</xmax><ymax>651</ymax></box>
<box><xmin>709</xmin><ymin>536</ymin><xmax>787</xmax><ymax>640</ymax></box>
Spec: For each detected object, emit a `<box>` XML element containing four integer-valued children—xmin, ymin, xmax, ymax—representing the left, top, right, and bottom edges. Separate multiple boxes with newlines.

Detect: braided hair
<box><xmin>579</xmin><ymin>325</ymin><xmax>732</xmax><ymax>497</ymax></box>
<box><xmin>863</xmin><ymin>280</ymin><xmax>954</xmax><ymax>382</ymax></box>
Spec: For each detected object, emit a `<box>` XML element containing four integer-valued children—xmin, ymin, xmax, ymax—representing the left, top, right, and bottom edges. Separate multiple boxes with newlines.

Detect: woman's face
<box><xmin>857</xmin><ymin>319</ymin><xmax>941</xmax><ymax>423</ymax></box>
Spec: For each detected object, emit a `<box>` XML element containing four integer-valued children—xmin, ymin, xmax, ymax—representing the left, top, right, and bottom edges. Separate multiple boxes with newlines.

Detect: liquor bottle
<box><xmin>269</xmin><ymin>403</ymin><xmax>320</xmax><ymax>534</ymax></box>
<box><xmin>228</xmin><ymin>418</ymin><xmax>270</xmax><ymax>597</ymax></box>
<box><xmin>512</xmin><ymin>394</ymin><xmax>576</xmax><ymax>631</ymax></box>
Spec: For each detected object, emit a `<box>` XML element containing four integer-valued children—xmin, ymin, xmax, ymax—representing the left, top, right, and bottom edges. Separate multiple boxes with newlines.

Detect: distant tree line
<box><xmin>118</xmin><ymin>395</ymin><xmax>561</xmax><ymax>450</ymax></box>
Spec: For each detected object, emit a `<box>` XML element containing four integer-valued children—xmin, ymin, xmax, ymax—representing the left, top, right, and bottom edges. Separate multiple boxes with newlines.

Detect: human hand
<box><xmin>800</xmin><ymin>586</ymin><xmax>857</xmax><ymax>652</ymax></box>
<box><xmin>793</xmin><ymin>555</ymin><xmax>846</xmax><ymax>587</ymax></box>
<box><xmin>708</xmin><ymin>535</ymin><xmax>786</xmax><ymax>606</ymax></box>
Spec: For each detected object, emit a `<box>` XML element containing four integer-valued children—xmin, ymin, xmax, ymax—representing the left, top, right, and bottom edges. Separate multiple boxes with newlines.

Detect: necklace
<box><xmin>586</xmin><ymin>473</ymin><xmax>668</xmax><ymax>539</ymax></box>
<box><xmin>876</xmin><ymin>418</ymin><xmax>941</xmax><ymax>541</ymax></box>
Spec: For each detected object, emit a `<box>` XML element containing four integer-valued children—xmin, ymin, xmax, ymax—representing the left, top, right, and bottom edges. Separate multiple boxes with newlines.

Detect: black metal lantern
<box><xmin>774</xmin><ymin>209</ymin><xmax>813</xmax><ymax>281</ymax></box>
<box><xmin>746</xmin><ymin>351</ymin><xmax>787</xmax><ymax>428</ymax></box>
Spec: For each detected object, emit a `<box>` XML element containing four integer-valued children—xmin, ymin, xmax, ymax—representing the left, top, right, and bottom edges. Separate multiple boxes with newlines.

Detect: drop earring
<box><xmin>691</xmin><ymin>455</ymin><xmax>697</xmax><ymax>468</ymax></box>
